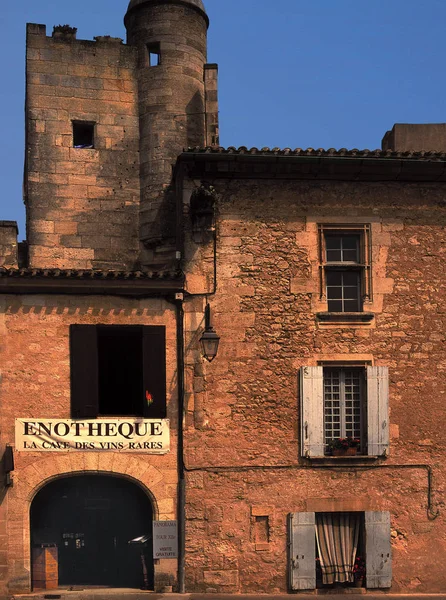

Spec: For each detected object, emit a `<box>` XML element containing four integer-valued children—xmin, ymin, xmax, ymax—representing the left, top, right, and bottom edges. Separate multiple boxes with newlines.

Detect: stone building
<box><xmin>0</xmin><ymin>0</ymin><xmax>444</xmax><ymax>597</ymax></box>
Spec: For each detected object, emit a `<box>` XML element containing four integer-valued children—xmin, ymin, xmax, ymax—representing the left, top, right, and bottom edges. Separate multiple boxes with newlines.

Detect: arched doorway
<box><xmin>30</xmin><ymin>474</ymin><xmax>154</xmax><ymax>589</ymax></box>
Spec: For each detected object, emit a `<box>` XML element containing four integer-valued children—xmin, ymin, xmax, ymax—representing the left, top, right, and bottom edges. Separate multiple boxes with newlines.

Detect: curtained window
<box><xmin>315</xmin><ymin>512</ymin><xmax>361</xmax><ymax>585</ymax></box>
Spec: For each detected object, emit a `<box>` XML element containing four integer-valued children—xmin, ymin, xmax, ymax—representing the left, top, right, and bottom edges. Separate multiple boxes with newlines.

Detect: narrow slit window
<box><xmin>73</xmin><ymin>121</ymin><xmax>95</xmax><ymax>149</ymax></box>
<box><xmin>147</xmin><ymin>42</ymin><xmax>161</xmax><ymax>66</ymax></box>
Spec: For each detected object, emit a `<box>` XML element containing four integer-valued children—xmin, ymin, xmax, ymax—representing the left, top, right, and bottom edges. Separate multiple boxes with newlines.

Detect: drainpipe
<box><xmin>175</xmin><ymin>162</ymin><xmax>186</xmax><ymax>593</ymax></box>
<box><xmin>176</xmin><ymin>296</ymin><xmax>186</xmax><ymax>593</ymax></box>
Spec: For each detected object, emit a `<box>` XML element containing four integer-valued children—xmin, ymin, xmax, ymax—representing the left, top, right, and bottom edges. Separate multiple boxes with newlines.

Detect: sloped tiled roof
<box><xmin>184</xmin><ymin>146</ymin><xmax>446</xmax><ymax>161</ymax></box>
<box><xmin>0</xmin><ymin>268</ymin><xmax>184</xmax><ymax>296</ymax></box>
<box><xmin>180</xmin><ymin>146</ymin><xmax>446</xmax><ymax>182</ymax></box>
<box><xmin>0</xmin><ymin>268</ymin><xmax>181</xmax><ymax>280</ymax></box>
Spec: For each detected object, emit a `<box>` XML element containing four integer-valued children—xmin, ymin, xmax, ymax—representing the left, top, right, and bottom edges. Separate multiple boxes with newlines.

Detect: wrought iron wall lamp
<box><xmin>199</xmin><ymin>303</ymin><xmax>220</xmax><ymax>362</ymax></box>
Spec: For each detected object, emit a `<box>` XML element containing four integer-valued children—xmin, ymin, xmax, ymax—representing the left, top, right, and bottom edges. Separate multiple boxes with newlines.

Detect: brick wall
<box><xmin>183</xmin><ymin>178</ymin><xmax>446</xmax><ymax>593</ymax></box>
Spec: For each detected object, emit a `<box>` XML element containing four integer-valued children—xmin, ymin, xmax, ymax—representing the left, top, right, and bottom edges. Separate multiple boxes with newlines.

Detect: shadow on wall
<box><xmin>0</xmin><ymin>448</ymin><xmax>13</xmax><ymax>506</ymax></box>
<box><xmin>186</xmin><ymin>91</ymin><xmax>205</xmax><ymax>149</ymax></box>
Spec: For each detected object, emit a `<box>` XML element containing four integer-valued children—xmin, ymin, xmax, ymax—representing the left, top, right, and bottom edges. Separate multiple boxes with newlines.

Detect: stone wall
<box><xmin>0</xmin><ymin>222</ymin><xmax>18</xmax><ymax>268</ymax></box>
<box><xmin>25</xmin><ymin>25</ymin><xmax>140</xmax><ymax>270</ymax></box>
<box><xmin>182</xmin><ymin>178</ymin><xmax>446</xmax><ymax>593</ymax></box>
<box><xmin>125</xmin><ymin>1</ymin><xmax>209</xmax><ymax>264</ymax></box>
<box><xmin>0</xmin><ymin>295</ymin><xmax>178</xmax><ymax>595</ymax></box>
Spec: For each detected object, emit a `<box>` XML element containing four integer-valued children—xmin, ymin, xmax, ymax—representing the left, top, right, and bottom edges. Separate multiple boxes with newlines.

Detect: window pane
<box><xmin>327</xmin><ymin>287</ymin><xmax>343</xmax><ymax>301</ymax></box>
<box><xmin>327</xmin><ymin>299</ymin><xmax>343</xmax><ymax>312</ymax></box>
<box><xmin>342</xmin><ymin>271</ymin><xmax>359</xmax><ymax>286</ymax></box>
<box><xmin>342</xmin><ymin>236</ymin><xmax>358</xmax><ymax>249</ymax></box>
<box><xmin>326</xmin><ymin>270</ymin><xmax>361</xmax><ymax>312</ymax></box>
<box><xmin>325</xmin><ymin>234</ymin><xmax>359</xmax><ymax>262</ymax></box>
<box><xmin>344</xmin><ymin>299</ymin><xmax>360</xmax><ymax>312</ymax></box>
<box><xmin>342</xmin><ymin>249</ymin><xmax>358</xmax><ymax>262</ymax></box>
<box><xmin>325</xmin><ymin>236</ymin><xmax>342</xmax><ymax>261</ymax></box>
<box><xmin>326</xmin><ymin>271</ymin><xmax>342</xmax><ymax>286</ymax></box>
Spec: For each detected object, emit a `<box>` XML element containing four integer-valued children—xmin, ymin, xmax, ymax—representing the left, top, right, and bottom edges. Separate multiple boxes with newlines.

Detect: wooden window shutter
<box><xmin>300</xmin><ymin>366</ymin><xmax>324</xmax><ymax>457</ymax></box>
<box><xmin>366</xmin><ymin>366</ymin><xmax>389</xmax><ymax>456</ymax></box>
<box><xmin>142</xmin><ymin>326</ymin><xmax>167</xmax><ymax>419</ymax></box>
<box><xmin>288</xmin><ymin>512</ymin><xmax>316</xmax><ymax>590</ymax></box>
<box><xmin>70</xmin><ymin>325</ymin><xmax>99</xmax><ymax>418</ymax></box>
<box><xmin>365</xmin><ymin>511</ymin><xmax>392</xmax><ymax>588</ymax></box>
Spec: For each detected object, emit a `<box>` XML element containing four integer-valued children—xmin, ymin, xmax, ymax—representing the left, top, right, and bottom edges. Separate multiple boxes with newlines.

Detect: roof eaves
<box><xmin>0</xmin><ymin>268</ymin><xmax>185</xmax><ymax>297</ymax></box>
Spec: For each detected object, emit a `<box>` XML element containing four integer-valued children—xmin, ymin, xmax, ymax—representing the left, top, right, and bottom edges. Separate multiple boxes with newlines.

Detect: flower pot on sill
<box><xmin>354</xmin><ymin>577</ymin><xmax>364</xmax><ymax>587</ymax></box>
<box><xmin>333</xmin><ymin>447</ymin><xmax>357</xmax><ymax>456</ymax></box>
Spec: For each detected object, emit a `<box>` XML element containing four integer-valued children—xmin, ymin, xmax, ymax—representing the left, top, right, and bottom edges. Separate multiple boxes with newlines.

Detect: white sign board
<box><xmin>153</xmin><ymin>520</ymin><xmax>178</xmax><ymax>559</ymax></box>
<box><xmin>15</xmin><ymin>418</ymin><xmax>170</xmax><ymax>453</ymax></box>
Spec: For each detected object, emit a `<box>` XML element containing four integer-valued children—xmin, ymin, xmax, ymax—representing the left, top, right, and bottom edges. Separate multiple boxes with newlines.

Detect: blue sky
<box><xmin>1</xmin><ymin>0</ymin><xmax>446</xmax><ymax>238</ymax></box>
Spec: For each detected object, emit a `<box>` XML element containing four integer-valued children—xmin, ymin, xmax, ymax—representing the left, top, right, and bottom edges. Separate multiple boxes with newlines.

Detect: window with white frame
<box><xmin>324</xmin><ymin>367</ymin><xmax>364</xmax><ymax>453</ymax></box>
<box><xmin>318</xmin><ymin>225</ymin><xmax>372</xmax><ymax>313</ymax></box>
<box><xmin>289</xmin><ymin>511</ymin><xmax>392</xmax><ymax>590</ymax></box>
<box><xmin>300</xmin><ymin>366</ymin><xmax>389</xmax><ymax>458</ymax></box>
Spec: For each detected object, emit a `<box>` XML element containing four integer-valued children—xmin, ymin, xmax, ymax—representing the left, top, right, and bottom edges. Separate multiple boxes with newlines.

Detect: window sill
<box><xmin>315</xmin><ymin>587</ymin><xmax>367</xmax><ymax>595</ymax></box>
<box><xmin>304</xmin><ymin>455</ymin><xmax>385</xmax><ymax>464</ymax></box>
<box><xmin>255</xmin><ymin>542</ymin><xmax>270</xmax><ymax>552</ymax></box>
<box><xmin>316</xmin><ymin>312</ymin><xmax>374</xmax><ymax>324</ymax></box>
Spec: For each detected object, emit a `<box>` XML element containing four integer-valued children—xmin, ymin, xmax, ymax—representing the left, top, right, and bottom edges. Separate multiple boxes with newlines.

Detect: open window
<box><xmin>300</xmin><ymin>366</ymin><xmax>389</xmax><ymax>457</ymax></box>
<box><xmin>70</xmin><ymin>325</ymin><xmax>166</xmax><ymax>419</ymax></box>
<box><xmin>289</xmin><ymin>511</ymin><xmax>391</xmax><ymax>590</ymax></box>
<box><xmin>73</xmin><ymin>121</ymin><xmax>95</xmax><ymax>149</ymax></box>
<box><xmin>318</xmin><ymin>224</ymin><xmax>372</xmax><ymax>314</ymax></box>
<box><xmin>147</xmin><ymin>42</ymin><xmax>161</xmax><ymax>66</ymax></box>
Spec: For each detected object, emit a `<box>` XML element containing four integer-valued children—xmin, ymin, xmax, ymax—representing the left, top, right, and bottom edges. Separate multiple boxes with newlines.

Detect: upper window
<box><xmin>300</xmin><ymin>365</ymin><xmax>389</xmax><ymax>458</ymax></box>
<box><xmin>325</xmin><ymin>234</ymin><xmax>362</xmax><ymax>312</ymax></box>
<box><xmin>70</xmin><ymin>325</ymin><xmax>166</xmax><ymax>419</ymax></box>
<box><xmin>73</xmin><ymin>121</ymin><xmax>95</xmax><ymax>149</ymax></box>
<box><xmin>319</xmin><ymin>225</ymin><xmax>372</xmax><ymax>313</ymax></box>
<box><xmin>147</xmin><ymin>42</ymin><xmax>161</xmax><ymax>66</ymax></box>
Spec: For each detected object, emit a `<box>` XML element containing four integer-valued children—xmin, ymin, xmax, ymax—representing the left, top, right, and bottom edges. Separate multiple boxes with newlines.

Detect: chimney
<box><xmin>382</xmin><ymin>123</ymin><xmax>446</xmax><ymax>152</ymax></box>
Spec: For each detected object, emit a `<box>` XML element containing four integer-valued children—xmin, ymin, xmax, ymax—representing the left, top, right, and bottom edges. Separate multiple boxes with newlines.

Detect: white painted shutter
<box><xmin>300</xmin><ymin>367</ymin><xmax>324</xmax><ymax>457</ymax></box>
<box><xmin>288</xmin><ymin>512</ymin><xmax>316</xmax><ymax>590</ymax></box>
<box><xmin>367</xmin><ymin>366</ymin><xmax>389</xmax><ymax>456</ymax></box>
<box><xmin>365</xmin><ymin>511</ymin><xmax>392</xmax><ymax>588</ymax></box>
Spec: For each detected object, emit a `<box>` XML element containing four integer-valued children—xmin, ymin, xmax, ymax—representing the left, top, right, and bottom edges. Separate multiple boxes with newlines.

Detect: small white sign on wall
<box><xmin>153</xmin><ymin>520</ymin><xmax>178</xmax><ymax>559</ymax></box>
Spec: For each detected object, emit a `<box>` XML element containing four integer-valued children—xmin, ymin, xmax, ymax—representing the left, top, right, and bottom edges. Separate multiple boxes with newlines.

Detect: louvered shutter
<box><xmin>300</xmin><ymin>367</ymin><xmax>324</xmax><ymax>457</ymax></box>
<box><xmin>142</xmin><ymin>326</ymin><xmax>167</xmax><ymax>419</ymax></box>
<box><xmin>367</xmin><ymin>366</ymin><xmax>389</xmax><ymax>456</ymax></box>
<box><xmin>70</xmin><ymin>325</ymin><xmax>99</xmax><ymax>418</ymax></box>
<box><xmin>288</xmin><ymin>512</ymin><xmax>316</xmax><ymax>590</ymax></box>
<box><xmin>365</xmin><ymin>511</ymin><xmax>392</xmax><ymax>588</ymax></box>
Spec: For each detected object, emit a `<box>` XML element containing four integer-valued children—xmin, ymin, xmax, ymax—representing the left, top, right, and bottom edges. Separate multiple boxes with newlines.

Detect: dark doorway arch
<box><xmin>30</xmin><ymin>474</ymin><xmax>154</xmax><ymax>589</ymax></box>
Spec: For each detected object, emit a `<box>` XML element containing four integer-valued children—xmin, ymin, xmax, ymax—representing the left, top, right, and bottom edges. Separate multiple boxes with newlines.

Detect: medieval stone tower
<box><xmin>24</xmin><ymin>0</ymin><xmax>218</xmax><ymax>271</ymax></box>
<box><xmin>125</xmin><ymin>0</ymin><xmax>217</xmax><ymax>261</ymax></box>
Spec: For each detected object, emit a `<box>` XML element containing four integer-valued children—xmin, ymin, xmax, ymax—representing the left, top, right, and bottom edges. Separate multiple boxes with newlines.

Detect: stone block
<box><xmin>203</xmin><ymin>569</ymin><xmax>239</xmax><ymax>587</ymax></box>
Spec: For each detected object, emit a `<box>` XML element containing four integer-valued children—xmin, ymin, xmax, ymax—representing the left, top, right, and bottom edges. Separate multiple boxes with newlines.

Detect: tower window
<box><xmin>73</xmin><ymin>121</ymin><xmax>95</xmax><ymax>149</ymax></box>
<box><xmin>147</xmin><ymin>43</ymin><xmax>161</xmax><ymax>66</ymax></box>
